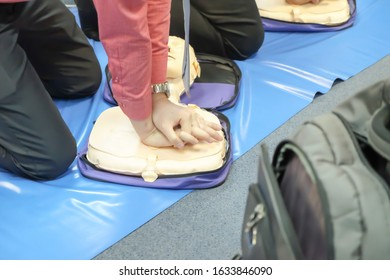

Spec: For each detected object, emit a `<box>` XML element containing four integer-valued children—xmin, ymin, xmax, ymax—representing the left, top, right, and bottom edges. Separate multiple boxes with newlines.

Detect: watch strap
<box><xmin>151</xmin><ymin>82</ymin><xmax>170</xmax><ymax>97</ymax></box>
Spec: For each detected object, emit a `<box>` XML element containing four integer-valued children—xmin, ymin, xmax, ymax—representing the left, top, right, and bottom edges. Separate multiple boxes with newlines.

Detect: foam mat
<box><xmin>0</xmin><ymin>0</ymin><xmax>389</xmax><ymax>259</ymax></box>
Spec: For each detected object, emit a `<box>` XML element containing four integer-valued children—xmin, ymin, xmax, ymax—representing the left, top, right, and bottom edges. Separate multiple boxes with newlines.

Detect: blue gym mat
<box><xmin>0</xmin><ymin>0</ymin><xmax>389</xmax><ymax>259</ymax></box>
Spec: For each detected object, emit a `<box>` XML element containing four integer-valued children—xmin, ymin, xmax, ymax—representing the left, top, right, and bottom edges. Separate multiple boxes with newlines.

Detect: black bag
<box><xmin>237</xmin><ymin>79</ymin><xmax>390</xmax><ymax>260</ymax></box>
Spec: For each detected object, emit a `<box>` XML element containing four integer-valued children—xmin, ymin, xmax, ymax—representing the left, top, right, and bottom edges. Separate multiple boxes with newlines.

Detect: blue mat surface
<box><xmin>1</xmin><ymin>0</ymin><xmax>389</xmax><ymax>259</ymax></box>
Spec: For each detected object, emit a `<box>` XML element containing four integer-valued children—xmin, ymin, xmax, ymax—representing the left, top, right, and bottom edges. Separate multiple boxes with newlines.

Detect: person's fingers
<box><xmin>192</xmin><ymin>113</ymin><xmax>224</xmax><ymax>142</ymax></box>
<box><xmin>189</xmin><ymin>114</ymin><xmax>215</xmax><ymax>142</ymax></box>
<box><xmin>176</xmin><ymin>109</ymin><xmax>198</xmax><ymax>145</ymax></box>
<box><xmin>199</xmin><ymin>118</ymin><xmax>222</xmax><ymax>140</ymax></box>
<box><xmin>207</xmin><ymin>121</ymin><xmax>222</xmax><ymax>131</ymax></box>
<box><xmin>191</xmin><ymin>127</ymin><xmax>214</xmax><ymax>143</ymax></box>
<box><xmin>159</xmin><ymin>124</ymin><xmax>185</xmax><ymax>149</ymax></box>
<box><xmin>203</xmin><ymin>124</ymin><xmax>224</xmax><ymax>142</ymax></box>
<box><xmin>178</xmin><ymin>131</ymin><xmax>199</xmax><ymax>145</ymax></box>
<box><xmin>179</xmin><ymin>112</ymin><xmax>193</xmax><ymax>135</ymax></box>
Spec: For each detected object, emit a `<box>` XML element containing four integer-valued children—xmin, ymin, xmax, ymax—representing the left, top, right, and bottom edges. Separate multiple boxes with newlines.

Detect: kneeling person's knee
<box><xmin>16</xmin><ymin>137</ymin><xmax>77</xmax><ymax>180</ymax></box>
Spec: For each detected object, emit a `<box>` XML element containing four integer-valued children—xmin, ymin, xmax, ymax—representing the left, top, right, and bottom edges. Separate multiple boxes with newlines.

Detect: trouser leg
<box><xmin>170</xmin><ymin>0</ymin><xmax>264</xmax><ymax>60</ymax></box>
<box><xmin>17</xmin><ymin>0</ymin><xmax>102</xmax><ymax>99</ymax></box>
<box><xmin>74</xmin><ymin>0</ymin><xmax>99</xmax><ymax>41</ymax></box>
<box><xmin>0</xmin><ymin>0</ymin><xmax>101</xmax><ymax>180</ymax></box>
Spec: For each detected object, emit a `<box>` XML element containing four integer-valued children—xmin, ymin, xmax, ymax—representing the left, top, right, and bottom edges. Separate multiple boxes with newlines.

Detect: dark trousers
<box><xmin>169</xmin><ymin>0</ymin><xmax>264</xmax><ymax>60</ymax></box>
<box><xmin>0</xmin><ymin>0</ymin><xmax>102</xmax><ymax>180</ymax></box>
<box><xmin>75</xmin><ymin>0</ymin><xmax>264</xmax><ymax>60</ymax></box>
<box><xmin>74</xmin><ymin>0</ymin><xmax>99</xmax><ymax>41</ymax></box>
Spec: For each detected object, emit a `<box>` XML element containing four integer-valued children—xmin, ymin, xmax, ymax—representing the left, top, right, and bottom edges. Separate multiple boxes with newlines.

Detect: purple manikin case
<box><xmin>261</xmin><ymin>0</ymin><xmax>356</xmax><ymax>32</ymax></box>
<box><xmin>77</xmin><ymin>111</ymin><xmax>233</xmax><ymax>190</ymax></box>
<box><xmin>103</xmin><ymin>53</ymin><xmax>242</xmax><ymax>111</ymax></box>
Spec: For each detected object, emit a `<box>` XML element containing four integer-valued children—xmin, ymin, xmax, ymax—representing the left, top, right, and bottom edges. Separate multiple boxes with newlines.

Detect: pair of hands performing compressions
<box><xmin>93</xmin><ymin>0</ymin><xmax>223</xmax><ymax>150</ymax></box>
<box><xmin>133</xmin><ymin>92</ymin><xmax>223</xmax><ymax>149</ymax></box>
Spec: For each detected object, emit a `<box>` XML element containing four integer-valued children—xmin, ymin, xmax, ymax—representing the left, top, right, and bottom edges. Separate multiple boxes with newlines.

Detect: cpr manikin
<box><xmin>256</xmin><ymin>0</ymin><xmax>351</xmax><ymax>26</ymax></box>
<box><xmin>86</xmin><ymin>37</ymin><xmax>227</xmax><ymax>182</ymax></box>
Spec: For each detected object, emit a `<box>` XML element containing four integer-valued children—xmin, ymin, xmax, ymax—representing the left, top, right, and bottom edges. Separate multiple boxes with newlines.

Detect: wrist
<box><xmin>130</xmin><ymin>116</ymin><xmax>156</xmax><ymax>140</ymax></box>
<box><xmin>152</xmin><ymin>91</ymin><xmax>169</xmax><ymax>104</ymax></box>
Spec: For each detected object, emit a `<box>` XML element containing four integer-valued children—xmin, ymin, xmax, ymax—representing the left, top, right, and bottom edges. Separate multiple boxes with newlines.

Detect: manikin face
<box><xmin>167</xmin><ymin>36</ymin><xmax>200</xmax><ymax>78</ymax></box>
<box><xmin>166</xmin><ymin>36</ymin><xmax>201</xmax><ymax>102</ymax></box>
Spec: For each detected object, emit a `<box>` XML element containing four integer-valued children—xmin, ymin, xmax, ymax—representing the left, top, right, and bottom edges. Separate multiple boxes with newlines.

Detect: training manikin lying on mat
<box><xmin>86</xmin><ymin>37</ymin><xmax>228</xmax><ymax>182</ymax></box>
<box><xmin>257</xmin><ymin>0</ymin><xmax>351</xmax><ymax>26</ymax></box>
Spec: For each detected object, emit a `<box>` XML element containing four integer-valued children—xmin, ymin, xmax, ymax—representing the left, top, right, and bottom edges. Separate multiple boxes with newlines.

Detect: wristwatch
<box><xmin>151</xmin><ymin>82</ymin><xmax>170</xmax><ymax>97</ymax></box>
